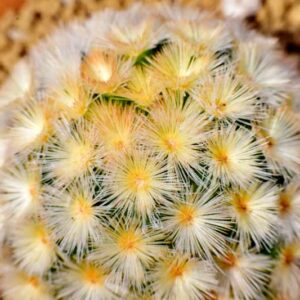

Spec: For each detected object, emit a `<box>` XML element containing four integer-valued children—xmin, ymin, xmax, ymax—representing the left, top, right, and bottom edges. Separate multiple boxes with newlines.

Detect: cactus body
<box><xmin>0</xmin><ymin>3</ymin><xmax>300</xmax><ymax>300</ymax></box>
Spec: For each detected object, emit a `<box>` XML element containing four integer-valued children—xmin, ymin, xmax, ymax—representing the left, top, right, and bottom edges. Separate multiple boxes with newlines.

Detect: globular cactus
<box><xmin>0</xmin><ymin>3</ymin><xmax>300</xmax><ymax>300</ymax></box>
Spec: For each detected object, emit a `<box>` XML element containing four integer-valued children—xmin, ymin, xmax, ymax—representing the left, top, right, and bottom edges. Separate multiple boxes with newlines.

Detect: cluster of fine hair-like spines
<box><xmin>0</xmin><ymin>3</ymin><xmax>300</xmax><ymax>300</ymax></box>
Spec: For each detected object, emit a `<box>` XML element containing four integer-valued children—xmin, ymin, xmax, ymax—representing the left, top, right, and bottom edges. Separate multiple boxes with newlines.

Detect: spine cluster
<box><xmin>0</xmin><ymin>3</ymin><xmax>300</xmax><ymax>300</ymax></box>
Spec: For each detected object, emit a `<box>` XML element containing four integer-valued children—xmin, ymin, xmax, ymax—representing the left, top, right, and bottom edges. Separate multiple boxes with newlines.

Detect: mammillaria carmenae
<box><xmin>0</xmin><ymin>3</ymin><xmax>300</xmax><ymax>300</ymax></box>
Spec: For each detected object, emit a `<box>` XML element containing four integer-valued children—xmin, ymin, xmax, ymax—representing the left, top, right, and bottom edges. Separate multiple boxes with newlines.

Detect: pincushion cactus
<box><xmin>0</xmin><ymin>3</ymin><xmax>300</xmax><ymax>300</ymax></box>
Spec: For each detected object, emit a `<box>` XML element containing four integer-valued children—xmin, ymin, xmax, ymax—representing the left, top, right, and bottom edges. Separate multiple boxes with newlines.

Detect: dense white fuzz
<box><xmin>0</xmin><ymin>136</ymin><xmax>9</xmax><ymax>168</ymax></box>
<box><xmin>81</xmin><ymin>48</ymin><xmax>131</xmax><ymax>94</ymax></box>
<box><xmin>277</xmin><ymin>181</ymin><xmax>300</xmax><ymax>241</ymax></box>
<box><xmin>1</xmin><ymin>3</ymin><xmax>299</xmax><ymax>299</ymax></box>
<box><xmin>0</xmin><ymin>163</ymin><xmax>42</xmax><ymax>219</ymax></box>
<box><xmin>7</xmin><ymin>99</ymin><xmax>54</xmax><ymax>152</ymax></box>
<box><xmin>203</xmin><ymin>126</ymin><xmax>266</xmax><ymax>186</ymax></box>
<box><xmin>150</xmin><ymin>43</ymin><xmax>215</xmax><ymax>90</ymax></box>
<box><xmin>124</xmin><ymin>67</ymin><xmax>161</xmax><ymax>107</ymax></box>
<box><xmin>237</xmin><ymin>42</ymin><xmax>292</xmax><ymax>91</ymax></box>
<box><xmin>191</xmin><ymin>73</ymin><xmax>258</xmax><ymax>122</ymax></box>
<box><xmin>157</xmin><ymin>3</ymin><xmax>203</xmax><ymax>23</ymax></box>
<box><xmin>44</xmin><ymin>120</ymin><xmax>103</xmax><ymax>185</ymax></box>
<box><xmin>0</xmin><ymin>60</ymin><xmax>33</xmax><ymax>108</ymax></box>
<box><xmin>56</xmin><ymin>261</ymin><xmax>116</xmax><ymax>300</ymax></box>
<box><xmin>226</xmin><ymin>182</ymin><xmax>279</xmax><ymax>249</ymax></box>
<box><xmin>256</xmin><ymin>108</ymin><xmax>300</xmax><ymax>175</ymax></box>
<box><xmin>88</xmin><ymin>101</ymin><xmax>140</xmax><ymax>156</ymax></box>
<box><xmin>10</xmin><ymin>220</ymin><xmax>56</xmax><ymax>275</ymax></box>
<box><xmin>49</xmin><ymin>78</ymin><xmax>92</xmax><ymax>120</ymax></box>
<box><xmin>103</xmin><ymin>150</ymin><xmax>177</xmax><ymax>219</ymax></box>
<box><xmin>140</xmin><ymin>93</ymin><xmax>208</xmax><ymax>183</ymax></box>
<box><xmin>271</xmin><ymin>241</ymin><xmax>300</xmax><ymax>300</ymax></box>
<box><xmin>152</xmin><ymin>253</ymin><xmax>217</xmax><ymax>300</ymax></box>
<box><xmin>90</xmin><ymin>221</ymin><xmax>164</xmax><ymax>289</ymax></box>
<box><xmin>162</xmin><ymin>187</ymin><xmax>231</xmax><ymax>258</ymax></box>
<box><xmin>1</xmin><ymin>267</ymin><xmax>53</xmax><ymax>300</ymax></box>
<box><xmin>168</xmin><ymin>19</ymin><xmax>232</xmax><ymax>52</ymax></box>
<box><xmin>31</xmin><ymin>22</ymin><xmax>90</xmax><ymax>93</ymax></box>
<box><xmin>104</xmin><ymin>14</ymin><xmax>161</xmax><ymax>57</ymax></box>
<box><xmin>218</xmin><ymin>250</ymin><xmax>272</xmax><ymax>300</ymax></box>
<box><xmin>43</xmin><ymin>179</ymin><xmax>104</xmax><ymax>257</ymax></box>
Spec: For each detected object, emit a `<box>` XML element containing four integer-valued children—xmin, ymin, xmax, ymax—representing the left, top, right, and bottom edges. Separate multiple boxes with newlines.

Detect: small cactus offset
<box><xmin>1</xmin><ymin>3</ymin><xmax>300</xmax><ymax>300</ymax></box>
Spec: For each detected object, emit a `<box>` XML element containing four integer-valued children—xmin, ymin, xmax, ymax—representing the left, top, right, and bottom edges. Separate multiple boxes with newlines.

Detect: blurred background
<box><xmin>0</xmin><ymin>0</ymin><xmax>299</xmax><ymax>85</ymax></box>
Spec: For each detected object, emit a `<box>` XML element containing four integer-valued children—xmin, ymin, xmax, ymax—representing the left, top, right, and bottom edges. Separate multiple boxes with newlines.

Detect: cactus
<box><xmin>0</xmin><ymin>3</ymin><xmax>300</xmax><ymax>300</ymax></box>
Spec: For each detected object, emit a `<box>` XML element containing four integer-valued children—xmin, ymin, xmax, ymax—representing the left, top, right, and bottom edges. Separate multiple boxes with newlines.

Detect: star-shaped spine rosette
<box><xmin>0</xmin><ymin>3</ymin><xmax>300</xmax><ymax>300</ymax></box>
